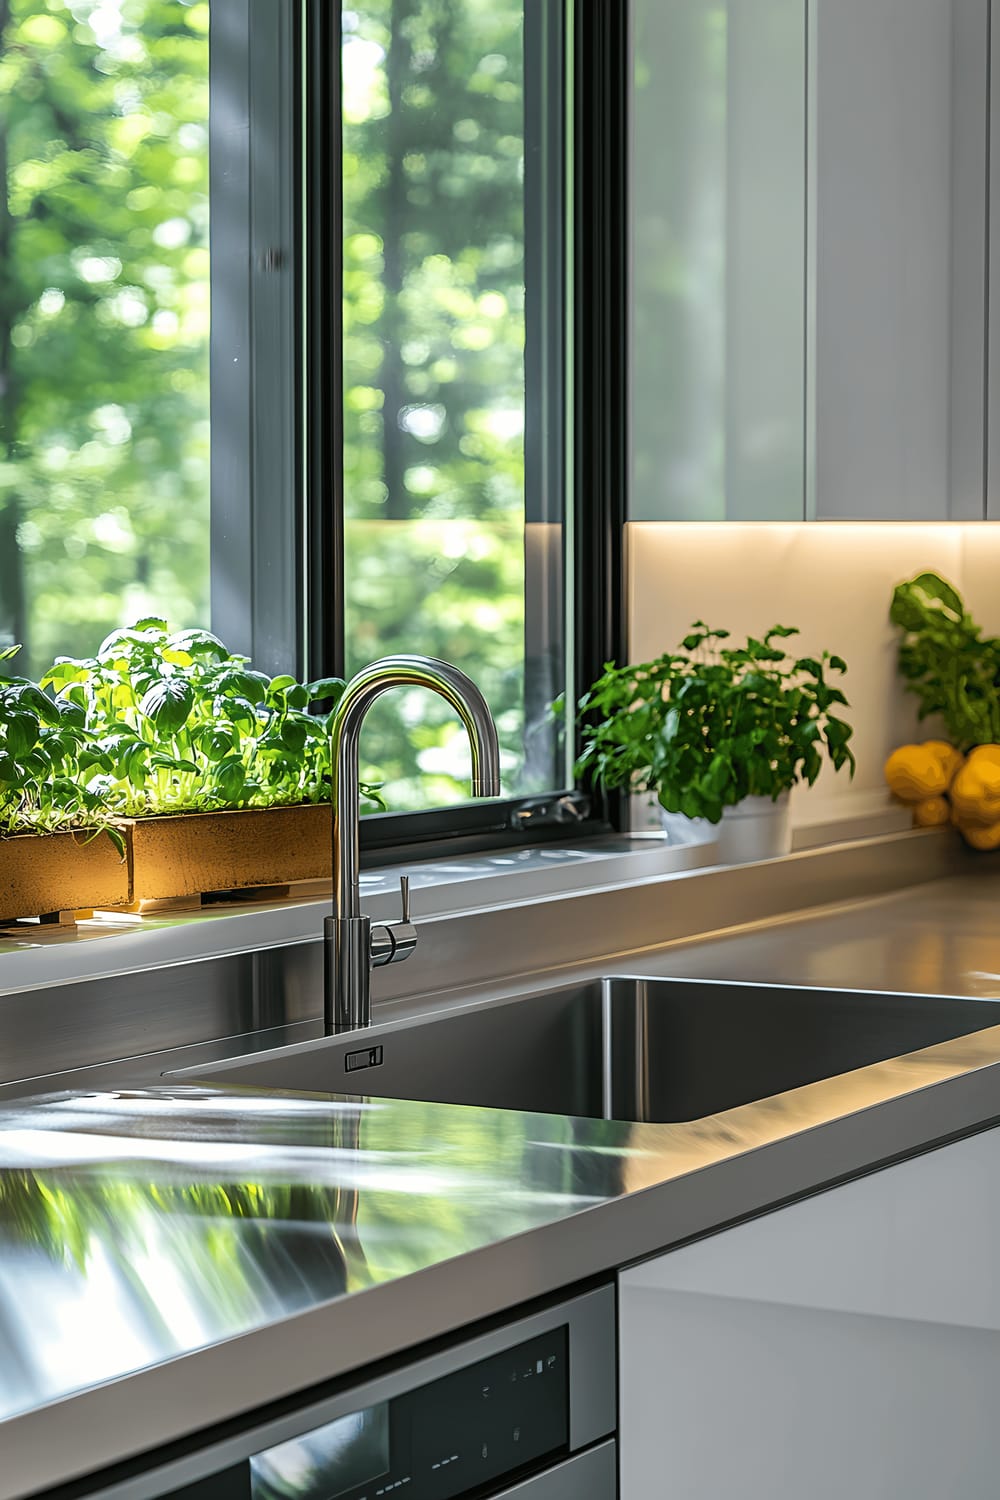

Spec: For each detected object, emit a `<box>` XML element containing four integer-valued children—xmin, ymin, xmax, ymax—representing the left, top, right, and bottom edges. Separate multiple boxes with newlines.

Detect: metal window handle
<box><xmin>400</xmin><ymin>875</ymin><xmax>410</xmax><ymax>923</ymax></box>
<box><xmin>510</xmin><ymin>791</ymin><xmax>591</xmax><ymax>829</ymax></box>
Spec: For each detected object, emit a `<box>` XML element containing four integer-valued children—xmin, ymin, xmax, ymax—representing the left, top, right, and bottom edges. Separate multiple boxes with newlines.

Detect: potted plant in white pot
<box><xmin>570</xmin><ymin>622</ymin><xmax>856</xmax><ymax>864</ymax></box>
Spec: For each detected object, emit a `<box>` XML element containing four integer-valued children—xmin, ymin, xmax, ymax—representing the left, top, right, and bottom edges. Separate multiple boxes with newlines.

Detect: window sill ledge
<box><xmin>0</xmin><ymin>808</ymin><xmax>913</xmax><ymax>1001</ymax></box>
<box><xmin>0</xmin><ymin>835</ymin><xmax>704</xmax><ymax>999</ymax></box>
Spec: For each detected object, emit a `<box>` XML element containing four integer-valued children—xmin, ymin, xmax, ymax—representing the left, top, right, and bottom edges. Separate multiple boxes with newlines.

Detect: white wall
<box><xmin>627</xmin><ymin>522</ymin><xmax>1000</xmax><ymax>828</ymax></box>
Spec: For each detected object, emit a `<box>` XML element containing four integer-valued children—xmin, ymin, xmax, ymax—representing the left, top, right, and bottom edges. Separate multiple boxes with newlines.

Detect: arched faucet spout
<box><xmin>325</xmin><ymin>655</ymin><xmax>501</xmax><ymax>1033</ymax></box>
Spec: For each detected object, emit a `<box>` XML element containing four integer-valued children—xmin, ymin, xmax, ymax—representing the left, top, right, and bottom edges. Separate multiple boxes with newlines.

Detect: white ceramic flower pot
<box><xmin>716</xmin><ymin>791</ymin><xmax>792</xmax><ymax>865</ymax></box>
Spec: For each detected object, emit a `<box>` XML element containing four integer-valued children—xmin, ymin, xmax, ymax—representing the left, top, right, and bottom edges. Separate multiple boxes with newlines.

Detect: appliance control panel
<box><xmin>165</xmin><ymin>1327</ymin><xmax>569</xmax><ymax>1500</ymax></box>
<box><xmin>405</xmin><ymin>1326</ymin><xmax>568</xmax><ymax>1498</ymax></box>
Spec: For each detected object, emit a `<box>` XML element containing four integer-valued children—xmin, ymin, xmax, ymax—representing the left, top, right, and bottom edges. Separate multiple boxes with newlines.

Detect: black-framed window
<box><xmin>306</xmin><ymin>0</ymin><xmax>627</xmax><ymax>846</ymax></box>
<box><xmin>1</xmin><ymin>0</ymin><xmax>626</xmax><ymax>850</ymax></box>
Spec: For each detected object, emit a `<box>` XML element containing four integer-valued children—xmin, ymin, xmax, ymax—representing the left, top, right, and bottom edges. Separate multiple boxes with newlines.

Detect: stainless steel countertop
<box><xmin>658</xmin><ymin>866</ymin><xmax>1000</xmax><ymax>998</ymax></box>
<box><xmin>5</xmin><ymin>859</ymin><xmax>1000</xmax><ymax>1496</ymax></box>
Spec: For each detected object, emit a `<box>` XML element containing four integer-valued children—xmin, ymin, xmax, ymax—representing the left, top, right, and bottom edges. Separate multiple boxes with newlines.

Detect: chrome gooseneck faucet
<box><xmin>325</xmin><ymin>655</ymin><xmax>501</xmax><ymax>1033</ymax></box>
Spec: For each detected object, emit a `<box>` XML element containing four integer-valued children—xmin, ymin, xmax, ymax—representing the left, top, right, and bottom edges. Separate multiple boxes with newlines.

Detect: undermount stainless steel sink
<box><xmin>182</xmin><ymin>977</ymin><xmax>1000</xmax><ymax>1123</ymax></box>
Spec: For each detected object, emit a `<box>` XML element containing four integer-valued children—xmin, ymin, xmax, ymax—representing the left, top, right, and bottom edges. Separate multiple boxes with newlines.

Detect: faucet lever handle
<box><xmin>371</xmin><ymin>877</ymin><xmax>418</xmax><ymax>969</ymax></box>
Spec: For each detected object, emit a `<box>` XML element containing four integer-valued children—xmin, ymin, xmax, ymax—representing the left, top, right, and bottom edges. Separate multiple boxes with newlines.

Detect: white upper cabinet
<box><xmin>810</xmin><ymin>0</ymin><xmax>989</xmax><ymax>520</ymax></box>
<box><xmin>630</xmin><ymin>0</ymin><xmax>993</xmax><ymax>522</ymax></box>
<box><xmin>631</xmin><ymin>0</ymin><xmax>808</xmax><ymax>522</ymax></box>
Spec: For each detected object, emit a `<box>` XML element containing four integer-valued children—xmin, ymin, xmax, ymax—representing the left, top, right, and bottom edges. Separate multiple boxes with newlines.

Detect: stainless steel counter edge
<box><xmin>4</xmin><ymin>1049</ymin><xmax>1000</xmax><ymax>1500</ymax></box>
<box><xmin>0</xmin><ymin>828</ymin><xmax>960</xmax><ymax>1001</ymax></box>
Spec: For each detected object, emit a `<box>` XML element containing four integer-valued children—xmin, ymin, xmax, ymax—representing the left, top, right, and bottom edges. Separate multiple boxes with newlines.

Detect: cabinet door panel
<box><xmin>630</xmin><ymin>0</ymin><xmax>991</xmax><ymax>523</ymax></box>
<box><xmin>619</xmin><ymin>1126</ymin><xmax>1000</xmax><ymax>1499</ymax></box>
<box><xmin>987</xmin><ymin>6</ymin><xmax>1000</xmax><ymax>520</ymax></box>
<box><xmin>810</xmin><ymin>0</ymin><xmax>987</xmax><ymax>521</ymax></box>
<box><xmin>951</xmin><ymin>0</ymin><xmax>990</xmax><ymax>521</ymax></box>
<box><xmin>630</xmin><ymin>0</ymin><xmax>806</xmax><ymax>522</ymax></box>
<box><xmin>620</xmin><ymin>1287</ymin><xmax>999</xmax><ymax>1500</ymax></box>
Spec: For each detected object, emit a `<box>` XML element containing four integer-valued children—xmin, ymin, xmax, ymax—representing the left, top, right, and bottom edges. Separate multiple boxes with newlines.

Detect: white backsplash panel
<box><xmin>626</xmin><ymin>522</ymin><xmax>1000</xmax><ymax>828</ymax></box>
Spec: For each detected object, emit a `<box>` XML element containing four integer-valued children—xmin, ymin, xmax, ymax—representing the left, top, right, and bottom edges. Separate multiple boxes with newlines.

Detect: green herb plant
<box><xmin>890</xmin><ymin>572</ymin><xmax>1000</xmax><ymax>749</ymax></box>
<box><xmin>571</xmin><ymin>623</ymin><xmax>855</xmax><ymax>824</ymax></box>
<box><xmin>39</xmin><ymin>620</ymin><xmax>384</xmax><ymax>818</ymax></box>
<box><xmin>0</xmin><ymin>620</ymin><xmax>383</xmax><ymax>840</ymax></box>
<box><xmin>0</xmin><ymin>645</ymin><xmax>125</xmax><ymax>848</ymax></box>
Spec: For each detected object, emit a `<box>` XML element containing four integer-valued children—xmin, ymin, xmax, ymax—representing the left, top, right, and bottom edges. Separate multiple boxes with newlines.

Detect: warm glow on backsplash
<box><xmin>626</xmin><ymin>523</ymin><xmax>1000</xmax><ymax>828</ymax></box>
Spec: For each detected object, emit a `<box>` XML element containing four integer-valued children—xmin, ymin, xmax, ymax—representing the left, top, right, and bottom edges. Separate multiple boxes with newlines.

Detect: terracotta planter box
<box><xmin>0</xmin><ymin>829</ymin><xmax>129</xmax><ymax>922</ymax></box>
<box><xmin>126</xmin><ymin>803</ymin><xmax>333</xmax><ymax>903</ymax></box>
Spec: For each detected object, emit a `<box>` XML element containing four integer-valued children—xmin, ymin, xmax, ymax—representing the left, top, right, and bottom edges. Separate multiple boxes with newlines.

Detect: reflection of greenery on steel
<box><xmin>0</xmin><ymin>619</ymin><xmax>382</xmax><ymax>838</ymax></box>
<box><xmin>0</xmin><ymin>1092</ymin><xmax>575</xmax><ymax>1331</ymax></box>
<box><xmin>570</xmin><ymin>623</ymin><xmax>856</xmax><ymax>825</ymax></box>
<box><xmin>0</xmin><ymin>1169</ymin><xmax>357</xmax><ymax>1336</ymax></box>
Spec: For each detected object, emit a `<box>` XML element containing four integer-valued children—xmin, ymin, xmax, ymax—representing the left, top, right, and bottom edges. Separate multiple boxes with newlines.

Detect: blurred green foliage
<box><xmin>0</xmin><ymin>0</ymin><xmax>211</xmax><ymax>669</ymax></box>
<box><xmin>343</xmin><ymin>0</ymin><xmax>558</xmax><ymax>807</ymax></box>
<box><xmin>0</xmin><ymin>0</ymin><xmax>561</xmax><ymax>815</ymax></box>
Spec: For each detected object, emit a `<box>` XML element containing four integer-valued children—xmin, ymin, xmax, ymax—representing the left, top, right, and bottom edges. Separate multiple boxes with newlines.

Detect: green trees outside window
<box><xmin>1</xmin><ymin>0</ymin><xmax>566</xmax><ymax>818</ymax></box>
<box><xmin>0</xmin><ymin>0</ymin><xmax>210</xmax><ymax>673</ymax></box>
<box><xmin>342</xmin><ymin>0</ymin><xmax>564</xmax><ymax>810</ymax></box>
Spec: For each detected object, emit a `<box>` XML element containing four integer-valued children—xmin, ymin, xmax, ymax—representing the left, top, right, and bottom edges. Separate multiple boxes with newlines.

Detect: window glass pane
<box><xmin>0</xmin><ymin>0</ymin><xmax>210</xmax><ymax>676</ymax></box>
<box><xmin>342</xmin><ymin>0</ymin><xmax>567</xmax><ymax>812</ymax></box>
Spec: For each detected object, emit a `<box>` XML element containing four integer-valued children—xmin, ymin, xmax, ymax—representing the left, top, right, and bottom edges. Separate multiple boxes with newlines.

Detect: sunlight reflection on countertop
<box><xmin>5</xmin><ymin>999</ymin><xmax>1000</xmax><ymax>1454</ymax></box>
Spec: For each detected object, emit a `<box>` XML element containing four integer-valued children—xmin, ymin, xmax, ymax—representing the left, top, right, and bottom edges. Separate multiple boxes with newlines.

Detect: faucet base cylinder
<box><xmin>325</xmin><ymin>914</ymin><xmax>374</xmax><ymax>1034</ymax></box>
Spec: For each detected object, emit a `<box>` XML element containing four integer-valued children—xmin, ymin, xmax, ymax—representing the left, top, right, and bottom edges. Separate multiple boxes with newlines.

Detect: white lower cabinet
<box><xmin>618</xmin><ymin>1125</ymin><xmax>1000</xmax><ymax>1499</ymax></box>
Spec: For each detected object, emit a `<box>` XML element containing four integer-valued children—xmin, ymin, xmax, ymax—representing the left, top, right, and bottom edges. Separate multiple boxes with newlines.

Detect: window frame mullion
<box><xmin>210</xmin><ymin>0</ymin><xmax>300</xmax><ymax>678</ymax></box>
<box><xmin>302</xmin><ymin>0</ymin><xmax>346</xmax><ymax>686</ymax></box>
<box><xmin>572</xmin><ymin>0</ymin><xmax>630</xmax><ymax>832</ymax></box>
